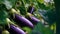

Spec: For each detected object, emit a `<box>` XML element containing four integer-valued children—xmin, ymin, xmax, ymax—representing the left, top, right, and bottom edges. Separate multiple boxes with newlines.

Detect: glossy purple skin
<box><xmin>10</xmin><ymin>25</ymin><xmax>26</xmax><ymax>34</ymax></box>
<box><xmin>15</xmin><ymin>14</ymin><xmax>34</xmax><ymax>28</ymax></box>
<box><xmin>27</xmin><ymin>16</ymin><xmax>40</xmax><ymax>25</ymax></box>
<box><xmin>30</xmin><ymin>16</ymin><xmax>40</xmax><ymax>22</ymax></box>
<box><xmin>27</xmin><ymin>6</ymin><xmax>34</xmax><ymax>14</ymax></box>
<box><xmin>30</xmin><ymin>7</ymin><xmax>34</xmax><ymax>14</ymax></box>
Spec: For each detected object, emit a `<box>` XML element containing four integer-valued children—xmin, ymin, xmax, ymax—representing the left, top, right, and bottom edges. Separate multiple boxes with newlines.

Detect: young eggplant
<box><xmin>26</xmin><ymin>13</ymin><xmax>40</xmax><ymax>25</ymax></box>
<box><xmin>30</xmin><ymin>16</ymin><xmax>40</xmax><ymax>22</ymax></box>
<box><xmin>27</xmin><ymin>16</ymin><xmax>40</xmax><ymax>25</ymax></box>
<box><xmin>13</xmin><ymin>14</ymin><xmax>34</xmax><ymax>28</ymax></box>
<box><xmin>9</xmin><ymin>25</ymin><xmax>26</xmax><ymax>34</ymax></box>
<box><xmin>27</xmin><ymin>6</ymin><xmax>35</xmax><ymax>14</ymax></box>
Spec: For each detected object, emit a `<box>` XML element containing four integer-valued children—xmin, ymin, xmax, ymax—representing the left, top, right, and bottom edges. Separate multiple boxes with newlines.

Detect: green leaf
<box><xmin>25</xmin><ymin>0</ymin><xmax>30</xmax><ymax>4</ymax></box>
<box><xmin>29</xmin><ymin>22</ymin><xmax>53</xmax><ymax>34</ymax></box>
<box><xmin>19</xmin><ymin>6</ymin><xmax>27</xmax><ymax>15</ymax></box>
<box><xmin>0</xmin><ymin>4</ymin><xmax>8</xmax><ymax>28</ymax></box>
<box><xmin>0</xmin><ymin>4</ymin><xmax>8</xmax><ymax>20</ymax></box>
<box><xmin>37</xmin><ymin>0</ymin><xmax>44</xmax><ymax>4</ymax></box>
<box><xmin>18</xmin><ymin>0</ymin><xmax>27</xmax><ymax>15</ymax></box>
<box><xmin>47</xmin><ymin>9</ymin><xmax>56</xmax><ymax>25</ymax></box>
<box><xmin>22</xmin><ymin>27</ymin><xmax>32</xmax><ymax>33</ymax></box>
<box><xmin>0</xmin><ymin>11</ymin><xmax>8</xmax><ymax>20</ymax></box>
<box><xmin>0</xmin><ymin>0</ymin><xmax>17</xmax><ymax>9</ymax></box>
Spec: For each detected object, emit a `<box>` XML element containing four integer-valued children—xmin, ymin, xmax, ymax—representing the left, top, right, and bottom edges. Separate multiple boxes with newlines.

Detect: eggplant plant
<box><xmin>12</xmin><ymin>14</ymin><xmax>34</xmax><ymax>28</ymax></box>
<box><xmin>0</xmin><ymin>0</ymin><xmax>56</xmax><ymax>34</ymax></box>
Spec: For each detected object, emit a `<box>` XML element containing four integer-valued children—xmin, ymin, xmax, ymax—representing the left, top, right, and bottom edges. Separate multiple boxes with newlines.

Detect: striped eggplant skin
<box><xmin>27</xmin><ymin>6</ymin><xmax>35</xmax><ymax>14</ymax></box>
<box><xmin>9</xmin><ymin>25</ymin><xmax>26</xmax><ymax>34</ymax></box>
<box><xmin>26</xmin><ymin>16</ymin><xmax>40</xmax><ymax>25</ymax></box>
<box><xmin>13</xmin><ymin>14</ymin><xmax>34</xmax><ymax>28</ymax></box>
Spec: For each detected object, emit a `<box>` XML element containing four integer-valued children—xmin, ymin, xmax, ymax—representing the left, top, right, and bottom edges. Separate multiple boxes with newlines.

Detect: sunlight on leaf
<box><xmin>37</xmin><ymin>0</ymin><xmax>44</xmax><ymax>4</ymax></box>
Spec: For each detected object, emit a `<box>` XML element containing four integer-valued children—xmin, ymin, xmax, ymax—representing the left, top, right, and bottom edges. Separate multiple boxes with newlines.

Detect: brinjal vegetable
<box><xmin>26</xmin><ymin>13</ymin><xmax>40</xmax><ymax>25</ymax></box>
<box><xmin>13</xmin><ymin>14</ymin><xmax>34</xmax><ymax>28</ymax></box>
<box><xmin>26</xmin><ymin>16</ymin><xmax>40</xmax><ymax>25</ymax></box>
<box><xmin>9</xmin><ymin>25</ymin><xmax>26</xmax><ymax>34</ymax></box>
<box><xmin>27</xmin><ymin>6</ymin><xmax>35</xmax><ymax>14</ymax></box>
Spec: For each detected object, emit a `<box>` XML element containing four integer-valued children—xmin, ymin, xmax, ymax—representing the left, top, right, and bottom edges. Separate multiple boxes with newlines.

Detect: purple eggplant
<box><xmin>30</xmin><ymin>16</ymin><xmax>40</xmax><ymax>22</ymax></box>
<box><xmin>13</xmin><ymin>14</ymin><xmax>34</xmax><ymax>28</ymax></box>
<box><xmin>26</xmin><ymin>16</ymin><xmax>40</xmax><ymax>25</ymax></box>
<box><xmin>27</xmin><ymin>6</ymin><xmax>35</xmax><ymax>14</ymax></box>
<box><xmin>9</xmin><ymin>25</ymin><xmax>26</xmax><ymax>34</ymax></box>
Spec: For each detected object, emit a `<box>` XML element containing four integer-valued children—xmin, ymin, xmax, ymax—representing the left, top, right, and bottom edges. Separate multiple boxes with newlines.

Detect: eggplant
<box><xmin>13</xmin><ymin>14</ymin><xmax>34</xmax><ymax>28</ymax></box>
<box><xmin>26</xmin><ymin>16</ymin><xmax>40</xmax><ymax>25</ymax></box>
<box><xmin>26</xmin><ymin>13</ymin><xmax>40</xmax><ymax>25</ymax></box>
<box><xmin>25</xmin><ymin>13</ymin><xmax>40</xmax><ymax>25</ymax></box>
<box><xmin>27</xmin><ymin>6</ymin><xmax>35</xmax><ymax>14</ymax></box>
<box><xmin>9</xmin><ymin>25</ymin><xmax>26</xmax><ymax>34</ymax></box>
<box><xmin>29</xmin><ymin>16</ymin><xmax>40</xmax><ymax>23</ymax></box>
